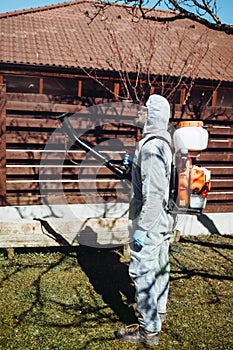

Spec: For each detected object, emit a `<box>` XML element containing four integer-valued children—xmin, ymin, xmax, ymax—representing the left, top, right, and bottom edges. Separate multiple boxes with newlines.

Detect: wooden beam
<box><xmin>150</xmin><ymin>86</ymin><xmax>155</xmax><ymax>95</ymax></box>
<box><xmin>77</xmin><ymin>80</ymin><xmax>82</xmax><ymax>97</ymax></box>
<box><xmin>114</xmin><ymin>82</ymin><xmax>120</xmax><ymax>100</ymax></box>
<box><xmin>180</xmin><ymin>88</ymin><xmax>186</xmax><ymax>104</ymax></box>
<box><xmin>205</xmin><ymin>203</ymin><xmax>233</xmax><ymax>213</ymax></box>
<box><xmin>39</xmin><ymin>77</ymin><xmax>43</xmax><ymax>94</ymax></box>
<box><xmin>0</xmin><ymin>85</ymin><xmax>6</xmax><ymax>205</ymax></box>
<box><xmin>0</xmin><ymin>69</ymin><xmax>119</xmax><ymax>81</ymax></box>
<box><xmin>5</xmin><ymin>100</ymin><xmax>82</xmax><ymax>113</ymax></box>
<box><xmin>212</xmin><ymin>90</ymin><xmax>217</xmax><ymax>107</ymax></box>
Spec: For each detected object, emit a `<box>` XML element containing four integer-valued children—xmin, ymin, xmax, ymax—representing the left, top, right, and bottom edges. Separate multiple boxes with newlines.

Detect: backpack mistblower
<box><xmin>169</xmin><ymin>120</ymin><xmax>211</xmax><ymax>214</ymax></box>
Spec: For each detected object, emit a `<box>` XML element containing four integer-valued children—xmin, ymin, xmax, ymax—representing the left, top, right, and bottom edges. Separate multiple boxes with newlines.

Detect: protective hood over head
<box><xmin>143</xmin><ymin>94</ymin><xmax>170</xmax><ymax>134</ymax></box>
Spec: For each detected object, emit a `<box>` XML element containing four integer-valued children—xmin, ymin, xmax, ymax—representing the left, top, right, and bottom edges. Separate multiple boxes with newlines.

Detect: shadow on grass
<box><xmin>75</xmin><ymin>245</ymin><xmax>137</xmax><ymax>325</ymax></box>
<box><xmin>179</xmin><ymin>236</ymin><xmax>233</xmax><ymax>251</ymax></box>
<box><xmin>170</xmin><ymin>235</ymin><xmax>233</xmax><ymax>285</ymax></box>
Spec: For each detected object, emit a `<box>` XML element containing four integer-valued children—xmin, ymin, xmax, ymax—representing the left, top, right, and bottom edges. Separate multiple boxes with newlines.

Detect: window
<box><xmin>4</xmin><ymin>75</ymin><xmax>39</xmax><ymax>93</ymax></box>
<box><xmin>82</xmin><ymin>79</ymin><xmax>114</xmax><ymax>98</ymax></box>
<box><xmin>152</xmin><ymin>86</ymin><xmax>180</xmax><ymax>104</ymax></box>
<box><xmin>43</xmin><ymin>77</ymin><xmax>77</xmax><ymax>96</ymax></box>
<box><xmin>216</xmin><ymin>88</ymin><xmax>233</xmax><ymax>107</ymax></box>
<box><xmin>187</xmin><ymin>87</ymin><xmax>213</xmax><ymax>106</ymax></box>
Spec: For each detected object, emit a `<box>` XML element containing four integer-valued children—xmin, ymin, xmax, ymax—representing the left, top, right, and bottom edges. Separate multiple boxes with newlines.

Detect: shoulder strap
<box><xmin>142</xmin><ymin>135</ymin><xmax>173</xmax><ymax>153</ymax></box>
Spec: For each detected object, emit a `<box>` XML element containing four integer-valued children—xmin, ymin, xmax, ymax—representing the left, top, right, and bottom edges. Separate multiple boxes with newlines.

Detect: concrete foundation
<box><xmin>0</xmin><ymin>204</ymin><xmax>232</xmax><ymax>248</ymax></box>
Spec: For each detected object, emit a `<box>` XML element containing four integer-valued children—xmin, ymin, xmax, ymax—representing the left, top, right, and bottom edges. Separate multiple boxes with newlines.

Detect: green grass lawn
<box><xmin>0</xmin><ymin>234</ymin><xmax>232</xmax><ymax>349</ymax></box>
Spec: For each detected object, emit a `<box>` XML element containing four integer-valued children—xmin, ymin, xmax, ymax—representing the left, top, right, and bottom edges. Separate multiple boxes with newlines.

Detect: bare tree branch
<box><xmin>100</xmin><ymin>1</ymin><xmax>233</xmax><ymax>34</ymax></box>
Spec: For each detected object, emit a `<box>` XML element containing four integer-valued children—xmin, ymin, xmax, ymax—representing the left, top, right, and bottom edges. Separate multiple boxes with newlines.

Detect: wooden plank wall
<box><xmin>0</xmin><ymin>85</ymin><xmax>6</xmax><ymax>205</ymax></box>
<box><xmin>1</xmin><ymin>90</ymin><xmax>233</xmax><ymax>213</ymax></box>
<box><xmin>3</xmin><ymin>92</ymin><xmax>138</xmax><ymax>206</ymax></box>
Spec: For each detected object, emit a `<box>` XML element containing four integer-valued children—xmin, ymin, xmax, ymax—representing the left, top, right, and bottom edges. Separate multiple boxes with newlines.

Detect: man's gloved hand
<box><xmin>133</xmin><ymin>227</ymin><xmax>147</xmax><ymax>248</ymax></box>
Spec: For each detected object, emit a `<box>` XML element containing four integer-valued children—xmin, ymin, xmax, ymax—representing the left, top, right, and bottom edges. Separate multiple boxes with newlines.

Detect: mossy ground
<box><xmin>0</xmin><ymin>234</ymin><xmax>232</xmax><ymax>349</ymax></box>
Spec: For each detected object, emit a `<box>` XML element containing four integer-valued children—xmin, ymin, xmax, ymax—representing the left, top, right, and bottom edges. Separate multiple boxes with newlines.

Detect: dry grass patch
<box><xmin>0</xmin><ymin>234</ymin><xmax>232</xmax><ymax>349</ymax></box>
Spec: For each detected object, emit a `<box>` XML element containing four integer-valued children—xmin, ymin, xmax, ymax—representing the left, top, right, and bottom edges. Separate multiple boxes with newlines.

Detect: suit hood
<box><xmin>143</xmin><ymin>94</ymin><xmax>170</xmax><ymax>134</ymax></box>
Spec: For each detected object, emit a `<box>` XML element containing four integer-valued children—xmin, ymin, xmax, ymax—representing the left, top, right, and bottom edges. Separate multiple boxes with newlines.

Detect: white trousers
<box><xmin>129</xmin><ymin>231</ymin><xmax>171</xmax><ymax>332</ymax></box>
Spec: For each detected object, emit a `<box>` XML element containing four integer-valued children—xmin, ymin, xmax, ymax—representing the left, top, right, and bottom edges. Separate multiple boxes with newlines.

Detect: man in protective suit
<box><xmin>116</xmin><ymin>94</ymin><xmax>174</xmax><ymax>346</ymax></box>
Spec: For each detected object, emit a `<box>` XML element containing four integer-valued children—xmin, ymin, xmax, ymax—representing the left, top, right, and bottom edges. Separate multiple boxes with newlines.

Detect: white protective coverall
<box><xmin>128</xmin><ymin>94</ymin><xmax>174</xmax><ymax>333</ymax></box>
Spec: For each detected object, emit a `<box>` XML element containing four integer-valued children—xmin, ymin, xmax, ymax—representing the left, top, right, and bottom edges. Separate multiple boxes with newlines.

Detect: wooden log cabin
<box><xmin>0</xmin><ymin>0</ymin><xmax>233</xmax><ymax>215</ymax></box>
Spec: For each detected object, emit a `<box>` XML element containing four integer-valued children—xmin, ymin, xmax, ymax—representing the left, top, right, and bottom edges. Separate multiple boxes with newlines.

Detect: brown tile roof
<box><xmin>0</xmin><ymin>0</ymin><xmax>233</xmax><ymax>82</ymax></box>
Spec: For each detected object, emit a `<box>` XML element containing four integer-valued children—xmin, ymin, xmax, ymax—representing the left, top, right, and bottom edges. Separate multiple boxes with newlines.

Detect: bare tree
<box><xmin>105</xmin><ymin>23</ymin><xmax>211</xmax><ymax>104</ymax></box>
<box><xmin>75</xmin><ymin>16</ymin><xmax>213</xmax><ymax>111</ymax></box>
<box><xmin>96</xmin><ymin>1</ymin><xmax>233</xmax><ymax>34</ymax></box>
<box><xmin>70</xmin><ymin>1</ymin><xmax>232</xmax><ymax>119</ymax></box>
